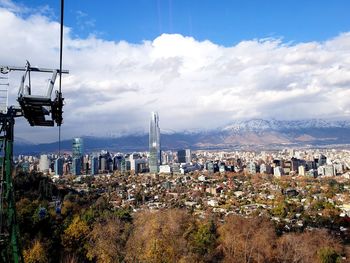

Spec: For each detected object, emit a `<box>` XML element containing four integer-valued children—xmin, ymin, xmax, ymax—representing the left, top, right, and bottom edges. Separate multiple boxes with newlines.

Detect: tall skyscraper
<box><xmin>39</xmin><ymin>154</ymin><xmax>50</xmax><ymax>174</ymax></box>
<box><xmin>54</xmin><ymin>157</ymin><xmax>64</xmax><ymax>176</ymax></box>
<box><xmin>72</xmin><ymin>158</ymin><xmax>81</xmax><ymax>176</ymax></box>
<box><xmin>72</xmin><ymin>137</ymin><xmax>83</xmax><ymax>174</ymax></box>
<box><xmin>72</xmin><ymin>138</ymin><xmax>84</xmax><ymax>159</ymax></box>
<box><xmin>149</xmin><ymin>112</ymin><xmax>161</xmax><ymax>173</ymax></box>
<box><xmin>177</xmin><ymin>149</ymin><xmax>192</xmax><ymax>163</ymax></box>
<box><xmin>91</xmin><ymin>156</ymin><xmax>99</xmax><ymax>176</ymax></box>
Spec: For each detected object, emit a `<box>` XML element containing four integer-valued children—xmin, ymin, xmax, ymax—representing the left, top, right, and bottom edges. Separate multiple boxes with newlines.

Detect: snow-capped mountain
<box><xmin>222</xmin><ymin>119</ymin><xmax>350</xmax><ymax>133</ymax></box>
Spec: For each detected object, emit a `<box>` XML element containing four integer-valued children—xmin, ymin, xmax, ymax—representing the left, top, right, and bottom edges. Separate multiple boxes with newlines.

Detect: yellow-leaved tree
<box><xmin>61</xmin><ymin>216</ymin><xmax>89</xmax><ymax>259</ymax></box>
<box><xmin>125</xmin><ymin>209</ymin><xmax>194</xmax><ymax>263</ymax></box>
<box><xmin>23</xmin><ymin>239</ymin><xmax>48</xmax><ymax>263</ymax></box>
<box><xmin>86</xmin><ymin>215</ymin><xmax>130</xmax><ymax>263</ymax></box>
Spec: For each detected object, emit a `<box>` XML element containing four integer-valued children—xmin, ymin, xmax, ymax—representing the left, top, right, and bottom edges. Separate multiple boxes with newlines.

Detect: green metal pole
<box><xmin>6</xmin><ymin>142</ymin><xmax>19</xmax><ymax>263</ymax></box>
<box><xmin>1</xmin><ymin>117</ymin><xmax>23</xmax><ymax>263</ymax></box>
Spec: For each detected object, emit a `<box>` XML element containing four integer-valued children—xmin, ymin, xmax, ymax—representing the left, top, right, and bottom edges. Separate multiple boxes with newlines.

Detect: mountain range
<box><xmin>15</xmin><ymin>119</ymin><xmax>350</xmax><ymax>154</ymax></box>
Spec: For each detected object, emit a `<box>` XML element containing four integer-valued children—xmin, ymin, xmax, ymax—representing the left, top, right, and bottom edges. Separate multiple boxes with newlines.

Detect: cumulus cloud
<box><xmin>1</xmin><ymin>3</ymin><xmax>350</xmax><ymax>143</ymax></box>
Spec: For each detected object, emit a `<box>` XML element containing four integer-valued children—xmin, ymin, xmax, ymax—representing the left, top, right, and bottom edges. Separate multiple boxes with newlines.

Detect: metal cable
<box><xmin>58</xmin><ymin>0</ymin><xmax>64</xmax><ymax>156</ymax></box>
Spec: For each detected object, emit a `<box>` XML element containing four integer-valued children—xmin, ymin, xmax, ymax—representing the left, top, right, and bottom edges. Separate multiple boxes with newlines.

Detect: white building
<box><xmin>334</xmin><ymin>163</ymin><xmax>343</xmax><ymax>174</ymax></box>
<box><xmin>260</xmin><ymin>163</ymin><xmax>272</xmax><ymax>174</ymax></box>
<box><xmin>207</xmin><ymin>199</ymin><xmax>219</xmax><ymax>207</ymax></box>
<box><xmin>159</xmin><ymin>165</ymin><xmax>172</xmax><ymax>174</ymax></box>
<box><xmin>324</xmin><ymin>165</ymin><xmax>335</xmax><ymax>177</ymax></box>
<box><xmin>298</xmin><ymin>165</ymin><xmax>305</xmax><ymax>176</ymax></box>
<box><xmin>185</xmin><ymin>149</ymin><xmax>192</xmax><ymax>163</ymax></box>
<box><xmin>39</xmin><ymin>154</ymin><xmax>50</xmax><ymax>174</ymax></box>
<box><xmin>247</xmin><ymin>162</ymin><xmax>256</xmax><ymax>174</ymax></box>
<box><xmin>318</xmin><ymin>166</ymin><xmax>325</xmax><ymax>176</ymax></box>
<box><xmin>129</xmin><ymin>153</ymin><xmax>140</xmax><ymax>171</ymax></box>
<box><xmin>273</xmin><ymin>166</ymin><xmax>284</xmax><ymax>177</ymax></box>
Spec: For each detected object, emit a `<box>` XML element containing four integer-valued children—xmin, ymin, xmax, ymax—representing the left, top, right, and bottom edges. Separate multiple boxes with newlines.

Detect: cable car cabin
<box><xmin>17</xmin><ymin>62</ymin><xmax>68</xmax><ymax>126</ymax></box>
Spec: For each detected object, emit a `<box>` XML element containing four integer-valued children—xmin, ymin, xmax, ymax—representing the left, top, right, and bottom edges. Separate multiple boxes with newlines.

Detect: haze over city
<box><xmin>1</xmin><ymin>0</ymin><xmax>350</xmax><ymax>144</ymax></box>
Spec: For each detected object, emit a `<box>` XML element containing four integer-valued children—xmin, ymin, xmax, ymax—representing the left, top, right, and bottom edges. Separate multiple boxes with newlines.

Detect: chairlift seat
<box><xmin>18</xmin><ymin>94</ymin><xmax>54</xmax><ymax>126</ymax></box>
<box><xmin>16</xmin><ymin>63</ymin><xmax>63</xmax><ymax>127</ymax></box>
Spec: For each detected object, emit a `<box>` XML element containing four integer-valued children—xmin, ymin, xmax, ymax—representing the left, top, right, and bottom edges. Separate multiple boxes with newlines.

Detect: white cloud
<box><xmin>0</xmin><ymin>0</ymin><xmax>29</xmax><ymax>13</ymax></box>
<box><xmin>1</xmin><ymin>3</ymin><xmax>350</xmax><ymax>143</ymax></box>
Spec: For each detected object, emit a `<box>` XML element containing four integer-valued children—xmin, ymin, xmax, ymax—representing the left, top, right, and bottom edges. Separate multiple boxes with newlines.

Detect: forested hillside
<box><xmin>14</xmin><ymin>172</ymin><xmax>349</xmax><ymax>263</ymax></box>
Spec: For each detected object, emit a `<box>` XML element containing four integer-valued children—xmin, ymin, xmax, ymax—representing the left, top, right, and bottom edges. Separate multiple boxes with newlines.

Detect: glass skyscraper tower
<box><xmin>72</xmin><ymin>137</ymin><xmax>83</xmax><ymax>175</ymax></box>
<box><xmin>149</xmin><ymin>112</ymin><xmax>161</xmax><ymax>173</ymax></box>
<box><xmin>72</xmin><ymin>137</ymin><xmax>84</xmax><ymax>159</ymax></box>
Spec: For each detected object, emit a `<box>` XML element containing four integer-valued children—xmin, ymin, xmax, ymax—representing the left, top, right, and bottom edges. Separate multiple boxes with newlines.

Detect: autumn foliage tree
<box><xmin>276</xmin><ymin>229</ymin><xmax>343</xmax><ymax>263</ymax></box>
<box><xmin>187</xmin><ymin>219</ymin><xmax>219</xmax><ymax>262</ymax></box>
<box><xmin>218</xmin><ymin>215</ymin><xmax>276</xmax><ymax>263</ymax></box>
<box><xmin>61</xmin><ymin>216</ymin><xmax>89</xmax><ymax>259</ymax></box>
<box><xmin>86</xmin><ymin>214</ymin><xmax>130</xmax><ymax>263</ymax></box>
<box><xmin>23</xmin><ymin>239</ymin><xmax>48</xmax><ymax>263</ymax></box>
<box><xmin>276</xmin><ymin>230</ymin><xmax>343</xmax><ymax>263</ymax></box>
<box><xmin>125</xmin><ymin>209</ymin><xmax>194</xmax><ymax>263</ymax></box>
<box><xmin>13</xmin><ymin>172</ymin><xmax>350</xmax><ymax>263</ymax></box>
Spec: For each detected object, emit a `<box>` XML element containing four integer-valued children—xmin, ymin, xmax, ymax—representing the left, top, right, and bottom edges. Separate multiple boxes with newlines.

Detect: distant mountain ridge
<box><xmin>222</xmin><ymin>119</ymin><xmax>350</xmax><ymax>132</ymax></box>
<box><xmin>14</xmin><ymin>119</ymin><xmax>350</xmax><ymax>154</ymax></box>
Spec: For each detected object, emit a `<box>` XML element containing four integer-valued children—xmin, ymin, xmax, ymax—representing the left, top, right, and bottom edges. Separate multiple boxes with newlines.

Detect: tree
<box><xmin>218</xmin><ymin>215</ymin><xmax>276</xmax><ymax>263</ymax></box>
<box><xmin>61</xmin><ymin>216</ymin><xmax>89</xmax><ymax>259</ymax></box>
<box><xmin>61</xmin><ymin>199</ymin><xmax>74</xmax><ymax>216</ymax></box>
<box><xmin>86</xmin><ymin>215</ymin><xmax>130</xmax><ymax>263</ymax></box>
<box><xmin>271</xmin><ymin>201</ymin><xmax>288</xmax><ymax>217</ymax></box>
<box><xmin>276</xmin><ymin>229</ymin><xmax>343</xmax><ymax>263</ymax></box>
<box><xmin>23</xmin><ymin>239</ymin><xmax>48</xmax><ymax>263</ymax></box>
<box><xmin>125</xmin><ymin>209</ymin><xmax>193</xmax><ymax>263</ymax></box>
<box><xmin>318</xmin><ymin>247</ymin><xmax>342</xmax><ymax>263</ymax></box>
<box><xmin>189</xmin><ymin>219</ymin><xmax>218</xmax><ymax>259</ymax></box>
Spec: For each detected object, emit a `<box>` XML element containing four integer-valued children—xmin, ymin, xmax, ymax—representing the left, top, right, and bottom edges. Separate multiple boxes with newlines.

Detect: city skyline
<box><xmin>1</xmin><ymin>1</ymin><xmax>350</xmax><ymax>144</ymax></box>
<box><xmin>13</xmin><ymin>117</ymin><xmax>350</xmax><ymax>155</ymax></box>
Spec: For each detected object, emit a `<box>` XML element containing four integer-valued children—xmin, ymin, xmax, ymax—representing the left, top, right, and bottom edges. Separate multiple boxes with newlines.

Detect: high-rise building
<box><xmin>72</xmin><ymin>137</ymin><xmax>83</xmax><ymax>174</ymax></box>
<box><xmin>298</xmin><ymin>165</ymin><xmax>305</xmax><ymax>176</ymax></box>
<box><xmin>72</xmin><ymin>137</ymin><xmax>84</xmax><ymax>159</ymax></box>
<box><xmin>318</xmin><ymin>154</ymin><xmax>327</xmax><ymax>166</ymax></box>
<box><xmin>39</xmin><ymin>154</ymin><xmax>50</xmax><ymax>174</ymax></box>
<box><xmin>260</xmin><ymin>163</ymin><xmax>272</xmax><ymax>174</ymax></box>
<box><xmin>91</xmin><ymin>156</ymin><xmax>99</xmax><ymax>175</ymax></box>
<box><xmin>334</xmin><ymin>163</ymin><xmax>343</xmax><ymax>174</ymax></box>
<box><xmin>100</xmin><ymin>156</ymin><xmax>107</xmax><ymax>172</ymax></box>
<box><xmin>185</xmin><ymin>149</ymin><xmax>192</xmax><ymax>163</ymax></box>
<box><xmin>206</xmin><ymin>161</ymin><xmax>214</xmax><ymax>173</ymax></box>
<box><xmin>54</xmin><ymin>157</ymin><xmax>64</xmax><ymax>176</ymax></box>
<box><xmin>177</xmin><ymin>149</ymin><xmax>192</xmax><ymax>163</ymax></box>
<box><xmin>324</xmin><ymin>165</ymin><xmax>335</xmax><ymax>177</ymax></box>
<box><xmin>178</xmin><ymin>150</ymin><xmax>186</xmax><ymax>163</ymax></box>
<box><xmin>247</xmin><ymin>162</ymin><xmax>257</xmax><ymax>174</ymax></box>
<box><xmin>129</xmin><ymin>153</ymin><xmax>141</xmax><ymax>171</ymax></box>
<box><xmin>161</xmin><ymin>151</ymin><xmax>174</xmax><ymax>165</ymax></box>
<box><xmin>120</xmin><ymin>159</ymin><xmax>131</xmax><ymax>173</ymax></box>
<box><xmin>113</xmin><ymin>155</ymin><xmax>123</xmax><ymax>171</ymax></box>
<box><xmin>72</xmin><ymin>157</ymin><xmax>81</xmax><ymax>176</ymax></box>
<box><xmin>273</xmin><ymin>166</ymin><xmax>284</xmax><ymax>177</ymax></box>
<box><xmin>149</xmin><ymin>112</ymin><xmax>161</xmax><ymax>173</ymax></box>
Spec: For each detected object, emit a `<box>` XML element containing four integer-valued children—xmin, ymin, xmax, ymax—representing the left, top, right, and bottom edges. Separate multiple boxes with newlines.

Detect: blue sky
<box><xmin>13</xmin><ymin>0</ymin><xmax>350</xmax><ymax>45</ymax></box>
<box><xmin>1</xmin><ymin>0</ymin><xmax>350</xmax><ymax>142</ymax></box>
